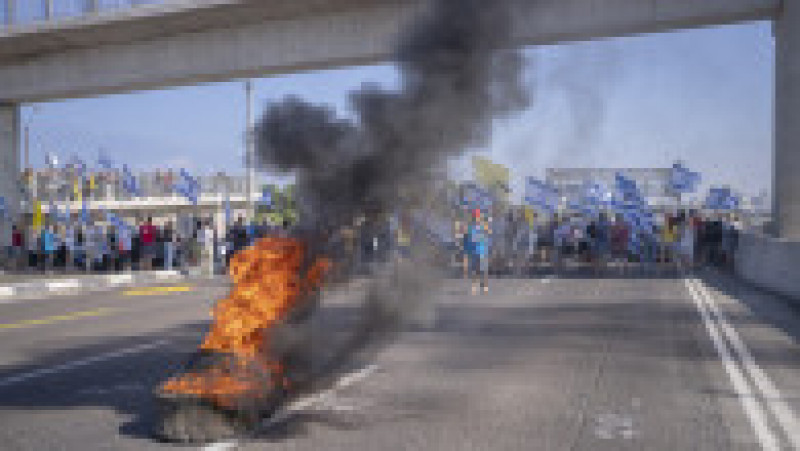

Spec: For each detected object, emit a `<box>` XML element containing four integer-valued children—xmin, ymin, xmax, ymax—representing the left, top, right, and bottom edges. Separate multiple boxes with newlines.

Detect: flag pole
<box><xmin>245</xmin><ymin>80</ymin><xmax>256</xmax><ymax>224</ymax></box>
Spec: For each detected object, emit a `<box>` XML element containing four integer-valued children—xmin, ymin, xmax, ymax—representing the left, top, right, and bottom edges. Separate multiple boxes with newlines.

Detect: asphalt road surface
<box><xmin>0</xmin><ymin>269</ymin><xmax>799</xmax><ymax>450</ymax></box>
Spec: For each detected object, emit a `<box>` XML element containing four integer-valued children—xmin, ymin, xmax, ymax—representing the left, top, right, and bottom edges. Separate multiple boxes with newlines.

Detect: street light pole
<box><xmin>245</xmin><ymin>80</ymin><xmax>256</xmax><ymax>223</ymax></box>
<box><xmin>4</xmin><ymin>0</ymin><xmax>14</xmax><ymax>26</ymax></box>
<box><xmin>43</xmin><ymin>0</ymin><xmax>53</xmax><ymax>20</ymax></box>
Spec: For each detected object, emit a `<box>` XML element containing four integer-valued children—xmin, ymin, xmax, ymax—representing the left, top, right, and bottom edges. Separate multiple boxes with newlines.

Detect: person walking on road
<box><xmin>466</xmin><ymin>209</ymin><xmax>490</xmax><ymax>295</ymax></box>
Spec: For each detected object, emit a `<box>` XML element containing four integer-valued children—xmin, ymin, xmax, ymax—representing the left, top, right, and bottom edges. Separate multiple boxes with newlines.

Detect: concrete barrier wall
<box><xmin>735</xmin><ymin>232</ymin><xmax>800</xmax><ymax>301</ymax></box>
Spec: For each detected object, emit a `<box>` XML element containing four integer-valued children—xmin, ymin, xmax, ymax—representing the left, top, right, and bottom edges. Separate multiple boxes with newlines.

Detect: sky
<box><xmin>21</xmin><ymin>20</ymin><xmax>774</xmax><ymax>200</ymax></box>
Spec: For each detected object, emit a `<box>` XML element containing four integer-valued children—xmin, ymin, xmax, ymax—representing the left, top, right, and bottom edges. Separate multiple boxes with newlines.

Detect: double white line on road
<box><xmin>685</xmin><ymin>278</ymin><xmax>800</xmax><ymax>451</ymax></box>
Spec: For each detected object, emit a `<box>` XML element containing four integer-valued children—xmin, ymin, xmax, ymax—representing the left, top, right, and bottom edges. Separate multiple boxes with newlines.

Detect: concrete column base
<box><xmin>736</xmin><ymin>233</ymin><xmax>800</xmax><ymax>301</ymax></box>
<box><xmin>775</xmin><ymin>0</ymin><xmax>800</xmax><ymax>239</ymax></box>
<box><xmin>0</xmin><ymin>104</ymin><xmax>20</xmax><ymax>249</ymax></box>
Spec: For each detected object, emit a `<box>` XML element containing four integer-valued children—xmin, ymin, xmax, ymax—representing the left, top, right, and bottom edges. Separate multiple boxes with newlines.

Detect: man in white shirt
<box><xmin>199</xmin><ymin>220</ymin><xmax>215</xmax><ymax>276</ymax></box>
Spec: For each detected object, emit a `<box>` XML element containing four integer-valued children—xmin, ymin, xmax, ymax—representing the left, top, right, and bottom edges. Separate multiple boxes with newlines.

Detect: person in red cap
<box><xmin>465</xmin><ymin>209</ymin><xmax>490</xmax><ymax>295</ymax></box>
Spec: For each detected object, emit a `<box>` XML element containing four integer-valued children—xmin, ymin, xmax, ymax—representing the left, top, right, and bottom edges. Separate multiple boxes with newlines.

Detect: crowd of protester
<box><xmin>453</xmin><ymin>207</ymin><xmax>744</xmax><ymax>293</ymax></box>
<box><xmin>1</xmin><ymin>214</ymin><xmax>294</xmax><ymax>275</ymax></box>
<box><xmin>1</xmin><ymin>205</ymin><xmax>746</xmax><ymax>294</ymax></box>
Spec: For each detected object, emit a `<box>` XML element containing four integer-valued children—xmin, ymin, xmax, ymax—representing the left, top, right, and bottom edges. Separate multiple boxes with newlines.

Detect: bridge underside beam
<box><xmin>0</xmin><ymin>0</ymin><xmax>778</xmax><ymax>102</ymax></box>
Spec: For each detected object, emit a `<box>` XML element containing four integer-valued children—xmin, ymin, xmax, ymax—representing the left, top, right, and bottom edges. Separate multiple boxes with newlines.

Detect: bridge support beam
<box><xmin>775</xmin><ymin>1</ymin><xmax>800</xmax><ymax>239</ymax></box>
<box><xmin>0</xmin><ymin>103</ymin><xmax>19</xmax><ymax>248</ymax></box>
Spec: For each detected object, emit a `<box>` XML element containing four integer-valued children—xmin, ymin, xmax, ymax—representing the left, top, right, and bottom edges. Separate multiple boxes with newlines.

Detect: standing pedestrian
<box><xmin>11</xmin><ymin>225</ymin><xmax>23</xmax><ymax>271</ymax></box>
<box><xmin>163</xmin><ymin>220</ymin><xmax>176</xmax><ymax>271</ymax></box>
<box><xmin>139</xmin><ymin>217</ymin><xmax>156</xmax><ymax>271</ymax></box>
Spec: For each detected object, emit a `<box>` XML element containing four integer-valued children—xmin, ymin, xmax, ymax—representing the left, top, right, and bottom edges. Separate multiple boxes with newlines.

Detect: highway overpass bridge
<box><xmin>0</xmin><ymin>0</ymin><xmax>797</xmax><ymax>296</ymax></box>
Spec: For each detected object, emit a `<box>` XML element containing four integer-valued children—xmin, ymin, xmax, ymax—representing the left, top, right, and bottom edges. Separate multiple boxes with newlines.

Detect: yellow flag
<box><xmin>32</xmin><ymin>200</ymin><xmax>43</xmax><ymax>229</ymax></box>
<box><xmin>73</xmin><ymin>179</ymin><xmax>82</xmax><ymax>202</ymax></box>
<box><xmin>89</xmin><ymin>174</ymin><xmax>96</xmax><ymax>191</ymax></box>
<box><xmin>472</xmin><ymin>156</ymin><xmax>510</xmax><ymax>197</ymax></box>
<box><xmin>523</xmin><ymin>206</ymin><xmax>536</xmax><ymax>226</ymax></box>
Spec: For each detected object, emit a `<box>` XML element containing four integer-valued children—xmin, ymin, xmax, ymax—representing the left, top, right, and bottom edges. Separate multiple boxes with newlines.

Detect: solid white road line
<box><xmin>691</xmin><ymin>279</ymin><xmax>800</xmax><ymax>449</ymax></box>
<box><xmin>0</xmin><ymin>339</ymin><xmax>169</xmax><ymax>389</ymax></box>
<box><xmin>684</xmin><ymin>279</ymin><xmax>780</xmax><ymax>451</ymax></box>
<box><xmin>201</xmin><ymin>364</ymin><xmax>381</xmax><ymax>451</ymax></box>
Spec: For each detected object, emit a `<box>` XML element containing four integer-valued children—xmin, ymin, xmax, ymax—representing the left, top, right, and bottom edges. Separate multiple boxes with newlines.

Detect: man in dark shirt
<box><xmin>229</xmin><ymin>216</ymin><xmax>249</xmax><ymax>256</ymax></box>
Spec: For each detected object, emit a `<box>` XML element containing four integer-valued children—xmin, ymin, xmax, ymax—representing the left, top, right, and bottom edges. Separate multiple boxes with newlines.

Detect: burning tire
<box><xmin>154</xmin><ymin>237</ymin><xmax>328</xmax><ymax>443</ymax></box>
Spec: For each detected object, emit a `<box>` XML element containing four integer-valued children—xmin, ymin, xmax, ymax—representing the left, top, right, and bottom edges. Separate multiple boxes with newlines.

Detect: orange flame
<box><xmin>161</xmin><ymin>237</ymin><xmax>330</xmax><ymax>409</ymax></box>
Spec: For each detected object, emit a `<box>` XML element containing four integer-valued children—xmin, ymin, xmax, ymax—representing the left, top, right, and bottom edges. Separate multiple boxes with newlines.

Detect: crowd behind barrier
<box><xmin>1</xmin><ymin>200</ymin><xmax>746</xmax><ymax>289</ymax></box>
<box><xmin>1</xmin><ymin>214</ymin><xmax>284</xmax><ymax>276</ymax></box>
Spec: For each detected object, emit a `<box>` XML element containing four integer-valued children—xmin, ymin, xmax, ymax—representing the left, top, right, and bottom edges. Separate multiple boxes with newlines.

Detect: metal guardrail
<box><xmin>2</xmin><ymin>0</ymin><xmax>166</xmax><ymax>29</ymax></box>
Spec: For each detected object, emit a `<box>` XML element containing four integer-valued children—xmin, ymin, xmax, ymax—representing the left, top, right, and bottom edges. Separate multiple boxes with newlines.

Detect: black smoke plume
<box><xmin>253</xmin><ymin>0</ymin><xmax>529</xmax><ymax>229</ymax></box>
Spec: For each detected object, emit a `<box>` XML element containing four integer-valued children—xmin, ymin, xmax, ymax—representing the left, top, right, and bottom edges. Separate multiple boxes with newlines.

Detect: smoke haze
<box><xmin>254</xmin><ymin>0</ymin><xmax>530</xmax><ymax>230</ymax></box>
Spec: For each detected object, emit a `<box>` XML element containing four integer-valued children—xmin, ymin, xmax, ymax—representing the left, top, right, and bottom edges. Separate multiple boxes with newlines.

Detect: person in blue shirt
<box><xmin>40</xmin><ymin>225</ymin><xmax>56</xmax><ymax>273</ymax></box>
<box><xmin>466</xmin><ymin>209</ymin><xmax>490</xmax><ymax>295</ymax></box>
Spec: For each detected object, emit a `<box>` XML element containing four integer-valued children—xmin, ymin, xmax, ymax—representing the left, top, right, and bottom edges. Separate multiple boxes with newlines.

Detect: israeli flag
<box><xmin>174</xmin><ymin>168</ymin><xmax>201</xmax><ymax>204</ymax></box>
<box><xmin>524</xmin><ymin>177</ymin><xmax>558</xmax><ymax>212</ymax></box>
<box><xmin>104</xmin><ymin>211</ymin><xmax>128</xmax><ymax>231</ymax></box>
<box><xmin>224</xmin><ymin>196</ymin><xmax>232</xmax><ymax>225</ymax></box>
<box><xmin>705</xmin><ymin>187</ymin><xmax>740</xmax><ymax>211</ymax></box>
<box><xmin>81</xmin><ymin>201</ymin><xmax>90</xmax><ymax>224</ymax></box>
<box><xmin>670</xmin><ymin>162</ymin><xmax>701</xmax><ymax>194</ymax></box>
<box><xmin>0</xmin><ymin>196</ymin><xmax>6</xmax><ymax>220</ymax></box>
<box><xmin>122</xmin><ymin>165</ymin><xmax>141</xmax><ymax>197</ymax></box>
<box><xmin>97</xmin><ymin>151</ymin><xmax>114</xmax><ymax>170</ymax></box>
<box><xmin>259</xmin><ymin>188</ymin><xmax>273</xmax><ymax>207</ymax></box>
<box><xmin>462</xmin><ymin>182</ymin><xmax>493</xmax><ymax>210</ymax></box>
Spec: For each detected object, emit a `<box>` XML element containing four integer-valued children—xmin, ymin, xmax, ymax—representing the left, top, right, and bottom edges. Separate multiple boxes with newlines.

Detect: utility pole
<box><xmin>4</xmin><ymin>0</ymin><xmax>14</xmax><ymax>26</ymax></box>
<box><xmin>23</xmin><ymin>124</ymin><xmax>29</xmax><ymax>170</ymax></box>
<box><xmin>245</xmin><ymin>80</ymin><xmax>256</xmax><ymax>223</ymax></box>
<box><xmin>84</xmin><ymin>0</ymin><xmax>98</xmax><ymax>14</ymax></box>
<box><xmin>43</xmin><ymin>0</ymin><xmax>53</xmax><ymax>20</ymax></box>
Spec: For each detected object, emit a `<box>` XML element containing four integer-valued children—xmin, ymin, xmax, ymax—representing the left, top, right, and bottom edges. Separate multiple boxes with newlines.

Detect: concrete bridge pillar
<box><xmin>0</xmin><ymin>103</ymin><xmax>20</xmax><ymax>248</ymax></box>
<box><xmin>775</xmin><ymin>1</ymin><xmax>800</xmax><ymax>239</ymax></box>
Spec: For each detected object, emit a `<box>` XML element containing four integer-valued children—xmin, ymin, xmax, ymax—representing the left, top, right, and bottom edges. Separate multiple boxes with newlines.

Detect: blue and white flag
<box><xmin>224</xmin><ymin>195</ymin><xmax>232</xmax><ymax>226</ymax></box>
<box><xmin>174</xmin><ymin>168</ymin><xmax>201</xmax><ymax>204</ymax></box>
<box><xmin>524</xmin><ymin>177</ymin><xmax>558</xmax><ymax>212</ymax></box>
<box><xmin>104</xmin><ymin>211</ymin><xmax>129</xmax><ymax>231</ymax></box>
<box><xmin>462</xmin><ymin>182</ymin><xmax>494</xmax><ymax>210</ymax></box>
<box><xmin>81</xmin><ymin>200</ymin><xmax>90</xmax><ymax>224</ymax></box>
<box><xmin>705</xmin><ymin>187</ymin><xmax>740</xmax><ymax>211</ymax></box>
<box><xmin>97</xmin><ymin>151</ymin><xmax>114</xmax><ymax>170</ymax></box>
<box><xmin>259</xmin><ymin>187</ymin><xmax>273</xmax><ymax>207</ymax></box>
<box><xmin>122</xmin><ymin>165</ymin><xmax>141</xmax><ymax>197</ymax></box>
<box><xmin>0</xmin><ymin>196</ymin><xmax>6</xmax><ymax>220</ymax></box>
<box><xmin>670</xmin><ymin>162</ymin><xmax>701</xmax><ymax>194</ymax></box>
